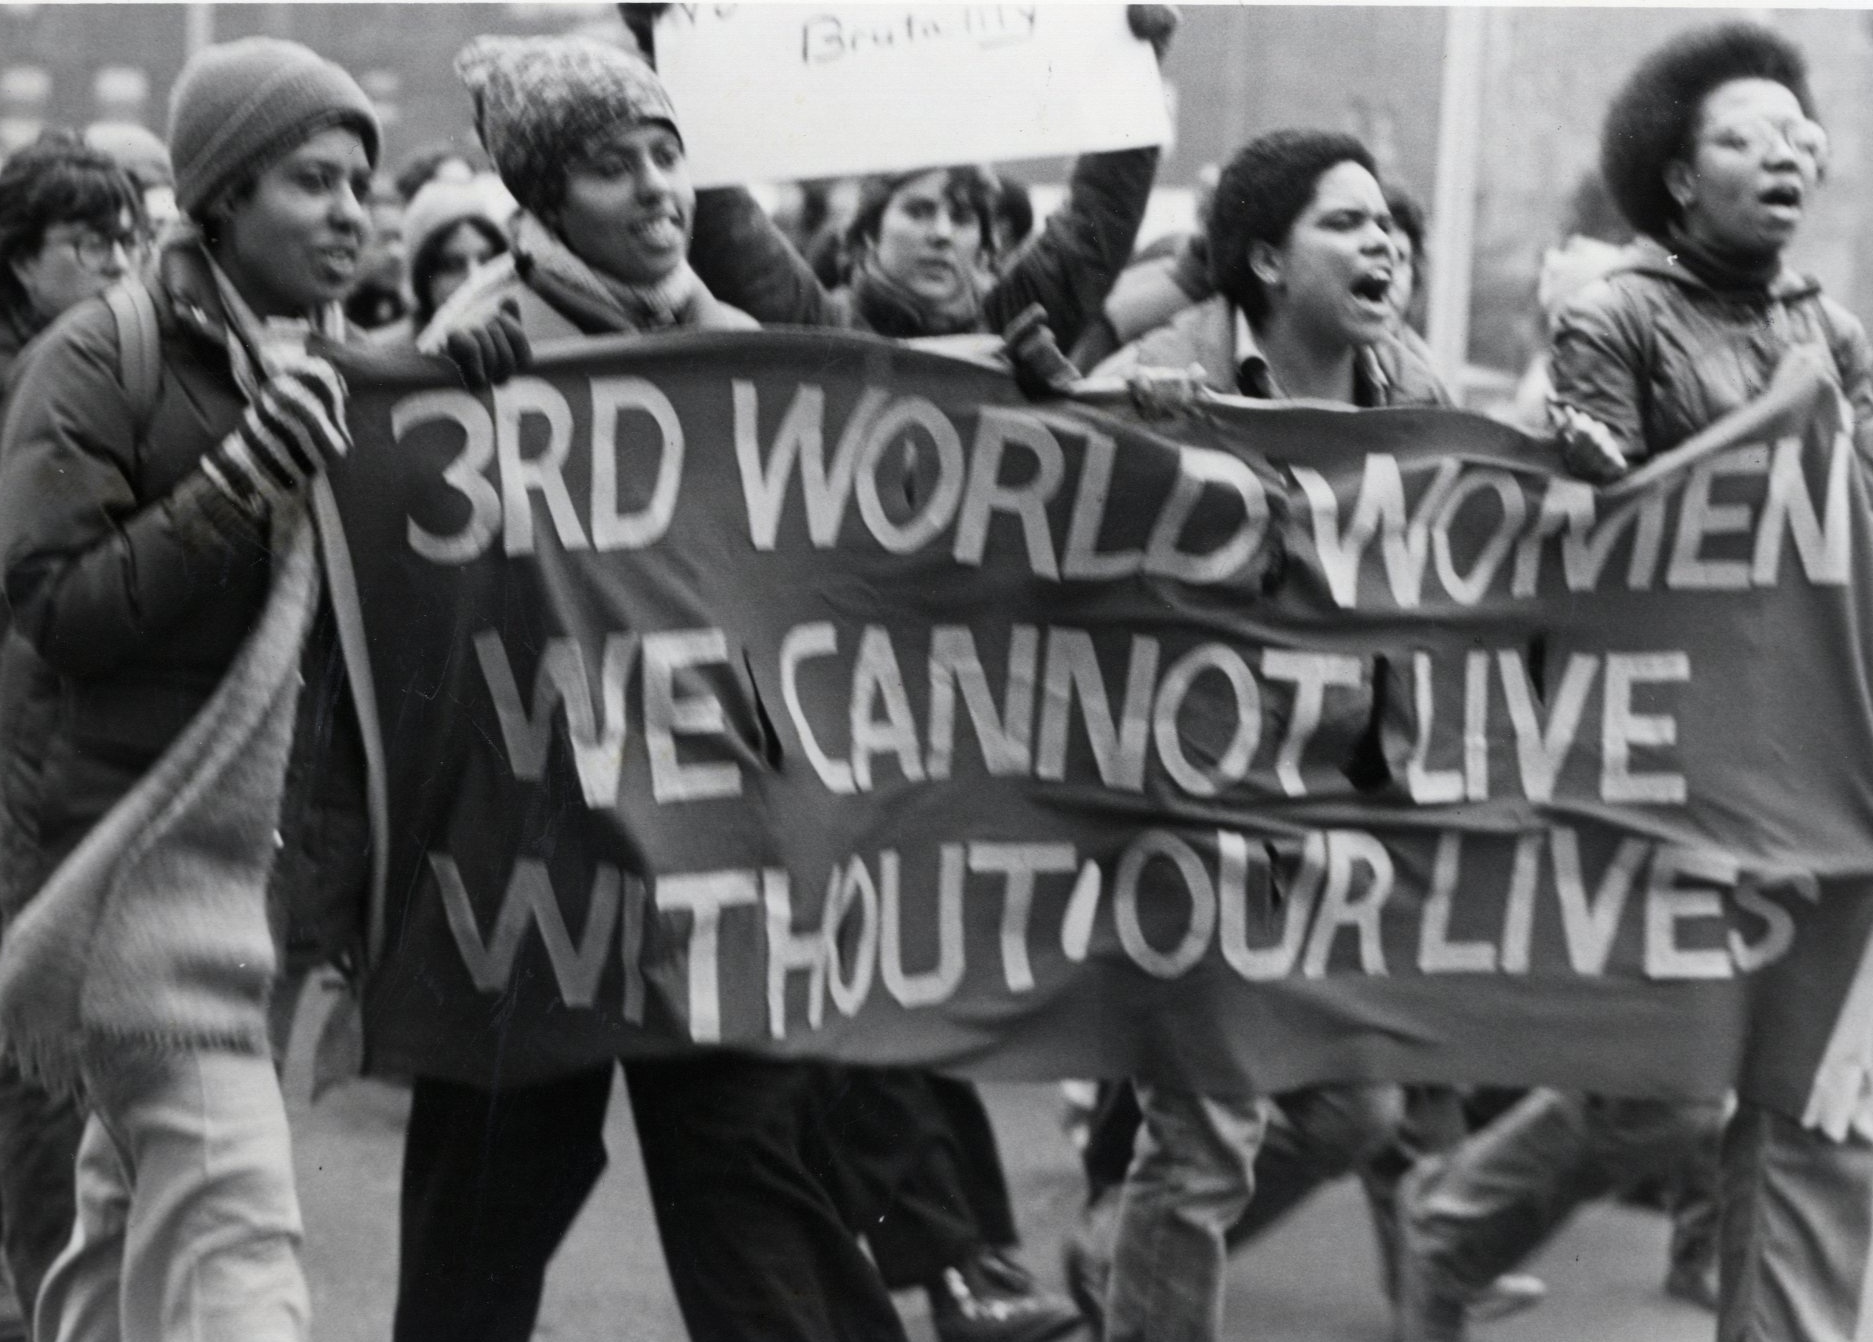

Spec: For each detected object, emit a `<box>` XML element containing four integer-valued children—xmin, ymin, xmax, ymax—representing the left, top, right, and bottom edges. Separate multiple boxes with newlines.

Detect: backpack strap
<box><xmin>103</xmin><ymin>278</ymin><xmax>161</xmax><ymax>436</ymax></box>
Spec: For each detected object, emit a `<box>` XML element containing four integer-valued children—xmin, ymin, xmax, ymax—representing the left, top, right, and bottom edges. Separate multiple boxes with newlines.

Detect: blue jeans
<box><xmin>36</xmin><ymin>1047</ymin><xmax>307</xmax><ymax>1342</ymax></box>
<box><xmin>1104</xmin><ymin>1082</ymin><xmax>1404</xmax><ymax>1342</ymax></box>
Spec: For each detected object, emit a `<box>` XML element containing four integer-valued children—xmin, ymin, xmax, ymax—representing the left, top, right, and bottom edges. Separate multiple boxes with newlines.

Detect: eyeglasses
<box><xmin>50</xmin><ymin>226</ymin><xmax>145</xmax><ymax>272</ymax></box>
<box><xmin>1703</xmin><ymin>115</ymin><xmax>1830</xmax><ymax>170</ymax></box>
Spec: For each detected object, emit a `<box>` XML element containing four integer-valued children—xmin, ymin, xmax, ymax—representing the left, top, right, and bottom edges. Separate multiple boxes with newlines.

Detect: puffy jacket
<box><xmin>0</xmin><ymin>239</ymin><xmax>370</xmax><ymax>965</ymax></box>
<box><xmin>689</xmin><ymin>147</ymin><xmax>1160</xmax><ymax>349</ymax></box>
<box><xmin>1551</xmin><ymin>235</ymin><xmax>1873</xmax><ymax>461</ymax></box>
<box><xmin>1092</xmin><ymin>295</ymin><xmax>1451</xmax><ymax>409</ymax></box>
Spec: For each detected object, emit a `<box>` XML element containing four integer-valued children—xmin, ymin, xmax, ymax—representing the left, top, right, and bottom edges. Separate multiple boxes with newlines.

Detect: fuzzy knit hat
<box><xmin>168</xmin><ymin>37</ymin><xmax>381</xmax><ymax>218</ymax></box>
<box><xmin>454</xmin><ymin>34</ymin><xmax>679</xmax><ymax>218</ymax></box>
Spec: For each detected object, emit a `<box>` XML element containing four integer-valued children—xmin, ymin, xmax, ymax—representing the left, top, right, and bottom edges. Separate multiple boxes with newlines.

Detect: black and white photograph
<box><xmin>0</xmin><ymin>4</ymin><xmax>1871</xmax><ymax>1341</ymax></box>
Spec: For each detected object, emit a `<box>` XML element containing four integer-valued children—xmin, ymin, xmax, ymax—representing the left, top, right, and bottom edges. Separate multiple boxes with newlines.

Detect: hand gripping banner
<box><xmin>328</xmin><ymin>329</ymin><xmax>1873</xmax><ymax>1129</ymax></box>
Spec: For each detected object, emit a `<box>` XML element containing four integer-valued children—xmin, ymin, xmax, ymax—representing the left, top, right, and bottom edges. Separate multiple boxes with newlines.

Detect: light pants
<box><xmin>1401</xmin><ymin>1090</ymin><xmax>1873</xmax><ymax>1342</ymax></box>
<box><xmin>1104</xmin><ymin>1081</ymin><xmax>1404</xmax><ymax>1342</ymax></box>
<box><xmin>35</xmin><ymin>1048</ymin><xmax>308</xmax><ymax>1342</ymax></box>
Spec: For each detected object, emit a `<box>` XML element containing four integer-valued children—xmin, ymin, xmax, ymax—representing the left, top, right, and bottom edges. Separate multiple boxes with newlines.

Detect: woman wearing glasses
<box><xmin>0</xmin><ymin>132</ymin><xmax>144</xmax><ymax>391</ymax></box>
<box><xmin>1398</xmin><ymin>24</ymin><xmax>1873</xmax><ymax>1342</ymax></box>
<box><xmin>0</xmin><ymin>129</ymin><xmax>144</xmax><ymax>1338</ymax></box>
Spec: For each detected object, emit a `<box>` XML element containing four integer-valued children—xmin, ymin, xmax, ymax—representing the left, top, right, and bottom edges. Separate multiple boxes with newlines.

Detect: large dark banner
<box><xmin>332</xmin><ymin>330</ymin><xmax>1873</xmax><ymax>1126</ymax></box>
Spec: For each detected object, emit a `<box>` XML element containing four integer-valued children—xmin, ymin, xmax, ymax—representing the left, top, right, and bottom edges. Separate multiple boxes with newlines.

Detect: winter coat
<box><xmin>1091</xmin><ymin>295</ymin><xmax>1451</xmax><ymax>409</ymax></box>
<box><xmin>689</xmin><ymin>147</ymin><xmax>1159</xmax><ymax>349</ymax></box>
<box><xmin>1551</xmin><ymin>235</ymin><xmax>1873</xmax><ymax>461</ymax></box>
<box><xmin>0</xmin><ymin>239</ymin><xmax>371</xmax><ymax>968</ymax></box>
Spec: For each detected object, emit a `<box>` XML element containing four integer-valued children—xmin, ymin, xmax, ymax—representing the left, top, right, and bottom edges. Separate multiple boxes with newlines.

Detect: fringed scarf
<box><xmin>512</xmin><ymin>213</ymin><xmax>707</xmax><ymax>335</ymax></box>
<box><xmin>0</xmin><ymin>234</ymin><xmax>341</xmax><ymax>1095</ymax></box>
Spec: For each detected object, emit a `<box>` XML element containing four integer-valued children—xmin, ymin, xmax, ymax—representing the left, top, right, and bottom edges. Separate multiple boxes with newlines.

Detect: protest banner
<box><xmin>653</xmin><ymin>5</ymin><xmax>1170</xmax><ymax>187</ymax></box>
<box><xmin>332</xmin><ymin>330</ymin><xmax>1873</xmax><ymax>1125</ymax></box>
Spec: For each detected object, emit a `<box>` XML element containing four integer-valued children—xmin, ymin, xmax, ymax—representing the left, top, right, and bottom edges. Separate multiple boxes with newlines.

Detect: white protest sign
<box><xmin>656</xmin><ymin>4</ymin><xmax>1170</xmax><ymax>187</ymax></box>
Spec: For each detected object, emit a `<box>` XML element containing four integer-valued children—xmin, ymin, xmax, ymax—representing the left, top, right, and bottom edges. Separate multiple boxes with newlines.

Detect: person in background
<box><xmin>1088</xmin><ymin>128</ymin><xmax>1435</xmax><ymax>1342</ymax></box>
<box><xmin>373</xmin><ymin>175</ymin><xmax>511</xmax><ymax>344</ymax></box>
<box><xmin>0</xmin><ymin>131</ymin><xmax>144</xmax><ymax>1341</ymax></box>
<box><xmin>1383</xmin><ymin>184</ymin><xmax>1428</xmax><ymax>337</ymax></box>
<box><xmin>345</xmin><ymin>174</ymin><xmax>407</xmax><ymax>330</ymax></box>
<box><xmin>400</xmin><ymin>35</ymin><xmax>908</xmax><ymax>1342</ymax></box>
<box><xmin>0</xmin><ymin>130</ymin><xmax>145</xmax><ymax>1342</ymax></box>
<box><xmin>81</xmin><ymin>121</ymin><xmax>177</xmax><ymax>237</ymax></box>
<box><xmin>1397</xmin><ymin>23</ymin><xmax>1869</xmax><ymax>1341</ymax></box>
<box><xmin>0</xmin><ymin>132</ymin><xmax>143</xmax><ymax>387</ymax></box>
<box><xmin>687</xmin><ymin>2</ymin><xmax>1172</xmax><ymax>356</ymax></box>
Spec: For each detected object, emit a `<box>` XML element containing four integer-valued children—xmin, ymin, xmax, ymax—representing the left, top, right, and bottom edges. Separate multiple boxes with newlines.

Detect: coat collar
<box><xmin>1229</xmin><ymin>303</ymin><xmax>1392</xmax><ymax>406</ymax></box>
<box><xmin>1620</xmin><ymin>234</ymin><xmax>1820</xmax><ymax>303</ymax></box>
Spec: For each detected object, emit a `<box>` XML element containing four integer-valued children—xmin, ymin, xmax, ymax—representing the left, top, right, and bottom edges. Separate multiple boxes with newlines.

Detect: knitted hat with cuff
<box><xmin>168</xmin><ymin>37</ymin><xmax>381</xmax><ymax>218</ymax></box>
<box><xmin>454</xmin><ymin>34</ymin><xmax>680</xmax><ymax>218</ymax></box>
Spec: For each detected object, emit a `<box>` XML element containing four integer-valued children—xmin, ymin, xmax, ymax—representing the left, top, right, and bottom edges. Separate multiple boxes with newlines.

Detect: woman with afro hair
<box><xmin>1397</xmin><ymin>23</ymin><xmax>1873</xmax><ymax>1342</ymax></box>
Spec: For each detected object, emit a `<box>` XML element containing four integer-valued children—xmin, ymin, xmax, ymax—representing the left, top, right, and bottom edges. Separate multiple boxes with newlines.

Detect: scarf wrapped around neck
<box><xmin>847</xmin><ymin>248</ymin><xmax>985</xmax><ymax>338</ymax></box>
<box><xmin>0</xmin><ymin>230</ymin><xmax>335</xmax><ymax>1094</ymax></box>
<box><xmin>513</xmin><ymin>213</ymin><xmax>705</xmax><ymax>335</ymax></box>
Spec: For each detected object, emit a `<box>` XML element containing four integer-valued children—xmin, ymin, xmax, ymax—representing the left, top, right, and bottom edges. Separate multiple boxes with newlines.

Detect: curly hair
<box><xmin>0</xmin><ymin>131</ymin><xmax>144</xmax><ymax>319</ymax></box>
<box><xmin>1599</xmin><ymin>22</ymin><xmax>1815</xmax><ymax>240</ymax></box>
<box><xmin>1207</xmin><ymin>130</ymin><xmax>1376</xmax><ymax>322</ymax></box>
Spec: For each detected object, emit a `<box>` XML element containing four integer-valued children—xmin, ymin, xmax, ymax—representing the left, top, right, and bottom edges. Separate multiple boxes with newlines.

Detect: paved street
<box><xmin>283</xmin><ymin>991</ymin><xmax>1713</xmax><ymax>1342</ymax></box>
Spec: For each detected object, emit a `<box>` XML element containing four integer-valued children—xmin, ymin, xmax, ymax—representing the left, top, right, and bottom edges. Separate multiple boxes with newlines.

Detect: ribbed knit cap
<box><xmin>455</xmin><ymin>34</ymin><xmax>679</xmax><ymax>218</ymax></box>
<box><xmin>168</xmin><ymin>37</ymin><xmax>381</xmax><ymax>217</ymax></box>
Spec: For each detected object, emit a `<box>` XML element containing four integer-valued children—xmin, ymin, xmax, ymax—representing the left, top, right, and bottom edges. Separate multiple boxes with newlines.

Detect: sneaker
<box><xmin>1665</xmin><ymin>1262</ymin><xmax>1720</xmax><ymax>1313</ymax></box>
<box><xmin>929</xmin><ymin>1249</ymin><xmax>1085</xmax><ymax>1342</ymax></box>
<box><xmin>1061</xmin><ymin>1189</ymin><xmax>1120</xmax><ymax>1339</ymax></box>
<box><xmin>1469</xmin><ymin>1272</ymin><xmax>1548</xmax><ymax>1323</ymax></box>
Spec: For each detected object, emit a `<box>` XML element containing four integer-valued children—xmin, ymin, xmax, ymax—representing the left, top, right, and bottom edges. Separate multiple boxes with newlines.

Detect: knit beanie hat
<box><xmin>168</xmin><ymin>37</ymin><xmax>381</xmax><ymax>218</ymax></box>
<box><xmin>454</xmin><ymin>34</ymin><xmax>680</xmax><ymax>218</ymax></box>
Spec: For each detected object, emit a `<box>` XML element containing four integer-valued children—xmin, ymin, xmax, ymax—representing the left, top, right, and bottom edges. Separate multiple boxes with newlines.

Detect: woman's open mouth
<box><xmin>1350</xmin><ymin>272</ymin><xmax>1393</xmax><ymax>311</ymax></box>
<box><xmin>1760</xmin><ymin>182</ymin><xmax>1804</xmax><ymax>215</ymax></box>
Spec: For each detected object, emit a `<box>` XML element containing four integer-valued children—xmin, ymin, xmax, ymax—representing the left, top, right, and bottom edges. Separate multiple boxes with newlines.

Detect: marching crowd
<box><xmin>0</xmin><ymin>7</ymin><xmax>1866</xmax><ymax>1342</ymax></box>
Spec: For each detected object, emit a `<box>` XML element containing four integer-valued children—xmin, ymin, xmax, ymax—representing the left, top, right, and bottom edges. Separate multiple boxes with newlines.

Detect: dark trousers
<box><xmin>823</xmin><ymin>1070</ymin><xmax>1017</xmax><ymax>1289</ymax></box>
<box><xmin>0</xmin><ymin>1058</ymin><xmax>84</xmax><ymax>1329</ymax></box>
<box><xmin>394</xmin><ymin>1057</ymin><xmax>907</xmax><ymax>1342</ymax></box>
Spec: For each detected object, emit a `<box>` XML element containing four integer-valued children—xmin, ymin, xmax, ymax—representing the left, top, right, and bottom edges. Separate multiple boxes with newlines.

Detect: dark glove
<box><xmin>1550</xmin><ymin>403</ymin><xmax>1629</xmax><ymax>483</ymax></box>
<box><xmin>443</xmin><ymin>299</ymin><xmax>532</xmax><ymax>391</ymax></box>
<box><xmin>201</xmin><ymin>355</ymin><xmax>350</xmax><ymax>513</ymax></box>
<box><xmin>1003</xmin><ymin>303</ymin><xmax>1079</xmax><ymax>400</ymax></box>
<box><xmin>1127</xmin><ymin>4</ymin><xmax>1179</xmax><ymax>61</ymax></box>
